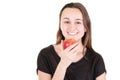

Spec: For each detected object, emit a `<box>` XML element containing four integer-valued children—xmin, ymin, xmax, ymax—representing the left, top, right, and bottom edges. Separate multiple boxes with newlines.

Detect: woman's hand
<box><xmin>59</xmin><ymin>40</ymin><xmax>84</xmax><ymax>68</ymax></box>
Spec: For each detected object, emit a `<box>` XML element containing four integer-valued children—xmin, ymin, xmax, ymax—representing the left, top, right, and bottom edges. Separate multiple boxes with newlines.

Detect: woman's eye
<box><xmin>64</xmin><ymin>21</ymin><xmax>70</xmax><ymax>24</ymax></box>
<box><xmin>76</xmin><ymin>22</ymin><xmax>81</xmax><ymax>24</ymax></box>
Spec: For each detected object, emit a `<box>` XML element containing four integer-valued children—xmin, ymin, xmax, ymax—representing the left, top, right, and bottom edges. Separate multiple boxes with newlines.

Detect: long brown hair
<box><xmin>56</xmin><ymin>2</ymin><xmax>95</xmax><ymax>52</ymax></box>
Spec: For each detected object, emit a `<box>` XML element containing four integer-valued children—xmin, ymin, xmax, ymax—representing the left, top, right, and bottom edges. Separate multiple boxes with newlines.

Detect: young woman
<box><xmin>37</xmin><ymin>2</ymin><xmax>106</xmax><ymax>80</ymax></box>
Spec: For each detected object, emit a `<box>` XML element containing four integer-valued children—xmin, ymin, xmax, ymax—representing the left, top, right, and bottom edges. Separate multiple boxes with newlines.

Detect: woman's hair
<box><xmin>56</xmin><ymin>2</ymin><xmax>95</xmax><ymax>52</ymax></box>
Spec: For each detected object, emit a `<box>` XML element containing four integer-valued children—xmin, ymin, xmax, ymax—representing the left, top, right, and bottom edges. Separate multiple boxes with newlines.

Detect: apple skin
<box><xmin>63</xmin><ymin>39</ymin><xmax>76</xmax><ymax>49</ymax></box>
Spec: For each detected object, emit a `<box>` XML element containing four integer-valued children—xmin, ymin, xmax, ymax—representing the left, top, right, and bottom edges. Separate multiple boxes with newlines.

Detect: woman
<box><xmin>37</xmin><ymin>2</ymin><xmax>106</xmax><ymax>80</ymax></box>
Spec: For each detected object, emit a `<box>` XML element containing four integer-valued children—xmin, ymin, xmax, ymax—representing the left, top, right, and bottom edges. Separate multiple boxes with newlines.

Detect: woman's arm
<box><xmin>96</xmin><ymin>72</ymin><xmax>106</xmax><ymax>80</ymax></box>
<box><xmin>38</xmin><ymin>70</ymin><xmax>51</xmax><ymax>80</ymax></box>
<box><xmin>38</xmin><ymin>60</ymin><xmax>68</xmax><ymax>80</ymax></box>
<box><xmin>52</xmin><ymin>61</ymin><xmax>68</xmax><ymax>80</ymax></box>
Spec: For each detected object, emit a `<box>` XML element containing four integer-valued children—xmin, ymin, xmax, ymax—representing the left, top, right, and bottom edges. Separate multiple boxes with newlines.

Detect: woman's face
<box><xmin>60</xmin><ymin>8</ymin><xmax>86</xmax><ymax>41</ymax></box>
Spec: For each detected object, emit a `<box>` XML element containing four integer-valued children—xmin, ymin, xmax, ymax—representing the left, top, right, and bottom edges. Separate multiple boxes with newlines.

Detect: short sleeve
<box><xmin>94</xmin><ymin>54</ymin><xmax>106</xmax><ymax>78</ymax></box>
<box><xmin>37</xmin><ymin>49</ymin><xmax>51</xmax><ymax>74</ymax></box>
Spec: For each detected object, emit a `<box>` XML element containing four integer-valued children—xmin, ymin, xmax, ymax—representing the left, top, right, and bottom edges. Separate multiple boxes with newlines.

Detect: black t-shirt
<box><xmin>37</xmin><ymin>45</ymin><xmax>106</xmax><ymax>80</ymax></box>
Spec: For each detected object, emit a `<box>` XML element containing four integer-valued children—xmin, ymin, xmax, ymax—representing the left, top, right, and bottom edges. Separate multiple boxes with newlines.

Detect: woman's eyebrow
<box><xmin>76</xmin><ymin>18</ymin><xmax>83</xmax><ymax>21</ymax></box>
<box><xmin>63</xmin><ymin>17</ymin><xmax>83</xmax><ymax>21</ymax></box>
<box><xmin>63</xmin><ymin>17</ymin><xmax>69</xmax><ymax>20</ymax></box>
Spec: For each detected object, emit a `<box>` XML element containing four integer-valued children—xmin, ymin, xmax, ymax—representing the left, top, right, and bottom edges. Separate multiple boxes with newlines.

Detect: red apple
<box><xmin>63</xmin><ymin>39</ymin><xmax>76</xmax><ymax>49</ymax></box>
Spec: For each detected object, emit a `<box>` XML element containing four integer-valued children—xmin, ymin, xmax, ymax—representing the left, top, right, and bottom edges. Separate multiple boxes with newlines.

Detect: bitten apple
<box><xmin>63</xmin><ymin>39</ymin><xmax>76</xmax><ymax>49</ymax></box>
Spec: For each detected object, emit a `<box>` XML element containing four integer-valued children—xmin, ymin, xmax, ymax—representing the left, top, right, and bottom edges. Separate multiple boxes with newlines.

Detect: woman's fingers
<box><xmin>69</xmin><ymin>43</ymin><xmax>83</xmax><ymax>54</ymax></box>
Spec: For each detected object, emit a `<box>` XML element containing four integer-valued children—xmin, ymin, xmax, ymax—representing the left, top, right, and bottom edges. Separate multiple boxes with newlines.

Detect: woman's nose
<box><xmin>69</xmin><ymin>24</ymin><xmax>76</xmax><ymax>31</ymax></box>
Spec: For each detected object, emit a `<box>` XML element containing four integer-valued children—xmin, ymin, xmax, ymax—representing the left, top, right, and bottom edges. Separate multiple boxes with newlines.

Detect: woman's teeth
<box><xmin>68</xmin><ymin>32</ymin><xmax>77</xmax><ymax>35</ymax></box>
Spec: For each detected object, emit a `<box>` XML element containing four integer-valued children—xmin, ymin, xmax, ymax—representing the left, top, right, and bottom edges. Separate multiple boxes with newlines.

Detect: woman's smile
<box><xmin>67</xmin><ymin>32</ymin><xmax>79</xmax><ymax>36</ymax></box>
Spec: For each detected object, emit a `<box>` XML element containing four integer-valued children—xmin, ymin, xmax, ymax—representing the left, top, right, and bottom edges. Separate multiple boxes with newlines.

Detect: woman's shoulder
<box><xmin>87</xmin><ymin>48</ymin><xmax>106</xmax><ymax>77</ymax></box>
<box><xmin>87</xmin><ymin>48</ymin><xmax>101</xmax><ymax>56</ymax></box>
<box><xmin>86</xmin><ymin>48</ymin><xmax>104</xmax><ymax>62</ymax></box>
<box><xmin>38</xmin><ymin>45</ymin><xmax>54</xmax><ymax>56</ymax></box>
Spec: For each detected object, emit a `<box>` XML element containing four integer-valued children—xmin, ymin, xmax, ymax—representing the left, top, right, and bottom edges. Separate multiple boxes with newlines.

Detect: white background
<box><xmin>0</xmin><ymin>0</ymin><xmax>120</xmax><ymax>80</ymax></box>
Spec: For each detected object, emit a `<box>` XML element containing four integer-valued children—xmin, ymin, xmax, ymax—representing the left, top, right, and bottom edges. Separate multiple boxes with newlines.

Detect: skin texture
<box><xmin>38</xmin><ymin>8</ymin><xmax>106</xmax><ymax>80</ymax></box>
